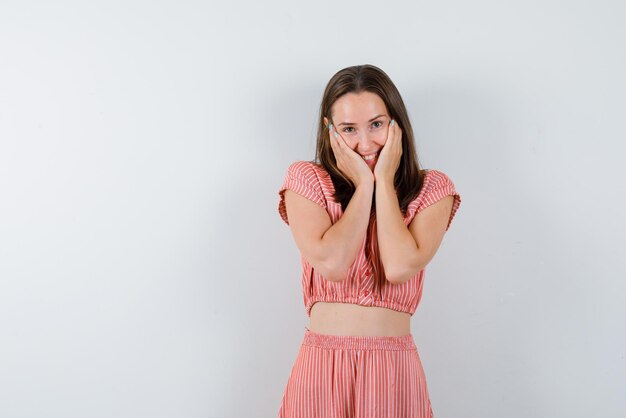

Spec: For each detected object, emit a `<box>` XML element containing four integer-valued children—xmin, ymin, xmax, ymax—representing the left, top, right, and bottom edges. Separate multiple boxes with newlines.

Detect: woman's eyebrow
<box><xmin>337</xmin><ymin>114</ymin><xmax>386</xmax><ymax>126</ymax></box>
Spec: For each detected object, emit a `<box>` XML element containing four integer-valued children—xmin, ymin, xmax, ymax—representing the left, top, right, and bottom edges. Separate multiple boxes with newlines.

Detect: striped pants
<box><xmin>278</xmin><ymin>328</ymin><xmax>434</xmax><ymax>418</ymax></box>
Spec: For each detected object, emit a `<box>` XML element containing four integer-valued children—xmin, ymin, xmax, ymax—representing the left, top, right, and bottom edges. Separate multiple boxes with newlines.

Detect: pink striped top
<box><xmin>278</xmin><ymin>161</ymin><xmax>461</xmax><ymax>318</ymax></box>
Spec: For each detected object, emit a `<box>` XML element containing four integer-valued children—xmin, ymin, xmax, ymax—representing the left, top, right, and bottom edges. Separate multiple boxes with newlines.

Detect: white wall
<box><xmin>1</xmin><ymin>1</ymin><xmax>624</xmax><ymax>417</ymax></box>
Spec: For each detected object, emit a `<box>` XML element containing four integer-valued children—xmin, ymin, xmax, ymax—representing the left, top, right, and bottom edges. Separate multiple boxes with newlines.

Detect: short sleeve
<box><xmin>405</xmin><ymin>170</ymin><xmax>461</xmax><ymax>231</ymax></box>
<box><xmin>277</xmin><ymin>161</ymin><xmax>328</xmax><ymax>226</ymax></box>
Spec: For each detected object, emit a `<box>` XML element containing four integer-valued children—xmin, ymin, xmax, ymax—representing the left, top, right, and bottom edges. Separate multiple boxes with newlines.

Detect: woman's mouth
<box><xmin>361</xmin><ymin>151</ymin><xmax>380</xmax><ymax>161</ymax></box>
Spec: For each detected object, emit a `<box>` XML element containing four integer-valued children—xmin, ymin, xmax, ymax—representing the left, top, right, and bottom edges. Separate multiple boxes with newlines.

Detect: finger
<box><xmin>382</xmin><ymin>119</ymin><xmax>393</xmax><ymax>149</ymax></box>
<box><xmin>333</xmin><ymin>126</ymin><xmax>350</xmax><ymax>153</ymax></box>
<box><xmin>393</xmin><ymin>121</ymin><xmax>403</xmax><ymax>155</ymax></box>
<box><xmin>329</xmin><ymin>123</ymin><xmax>339</xmax><ymax>150</ymax></box>
<box><xmin>337</xmin><ymin>132</ymin><xmax>361</xmax><ymax>161</ymax></box>
<box><xmin>329</xmin><ymin>124</ymin><xmax>344</xmax><ymax>159</ymax></box>
<box><xmin>391</xmin><ymin>119</ymin><xmax>400</xmax><ymax>145</ymax></box>
<box><xmin>387</xmin><ymin>119</ymin><xmax>394</xmax><ymax>143</ymax></box>
<box><xmin>395</xmin><ymin>122</ymin><xmax>403</xmax><ymax>146</ymax></box>
<box><xmin>333</xmin><ymin>124</ymin><xmax>344</xmax><ymax>145</ymax></box>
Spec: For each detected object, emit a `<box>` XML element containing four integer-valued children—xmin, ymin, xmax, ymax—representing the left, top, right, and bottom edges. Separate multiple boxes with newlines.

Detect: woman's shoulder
<box><xmin>420</xmin><ymin>168</ymin><xmax>456</xmax><ymax>185</ymax></box>
<box><xmin>413</xmin><ymin>168</ymin><xmax>459</xmax><ymax>211</ymax></box>
<box><xmin>410</xmin><ymin>168</ymin><xmax>458</xmax><ymax>202</ymax></box>
<box><xmin>286</xmin><ymin>160</ymin><xmax>327</xmax><ymax>172</ymax></box>
<box><xmin>404</xmin><ymin>167</ymin><xmax>461</xmax><ymax>226</ymax></box>
<box><xmin>285</xmin><ymin>160</ymin><xmax>331</xmax><ymax>180</ymax></box>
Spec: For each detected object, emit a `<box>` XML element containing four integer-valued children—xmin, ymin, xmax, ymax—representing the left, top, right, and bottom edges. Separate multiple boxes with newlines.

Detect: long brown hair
<box><xmin>313</xmin><ymin>64</ymin><xmax>425</xmax><ymax>215</ymax></box>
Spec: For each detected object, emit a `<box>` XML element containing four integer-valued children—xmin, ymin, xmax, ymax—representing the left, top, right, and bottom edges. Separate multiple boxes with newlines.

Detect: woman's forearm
<box><xmin>320</xmin><ymin>182</ymin><xmax>374</xmax><ymax>281</ymax></box>
<box><xmin>375</xmin><ymin>179</ymin><xmax>420</xmax><ymax>284</ymax></box>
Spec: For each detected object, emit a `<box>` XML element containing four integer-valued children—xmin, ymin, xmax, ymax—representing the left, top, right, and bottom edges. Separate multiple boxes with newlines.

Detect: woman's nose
<box><xmin>355</xmin><ymin>132</ymin><xmax>376</xmax><ymax>151</ymax></box>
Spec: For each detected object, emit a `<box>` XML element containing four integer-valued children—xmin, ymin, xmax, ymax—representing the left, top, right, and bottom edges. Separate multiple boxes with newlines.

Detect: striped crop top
<box><xmin>277</xmin><ymin>160</ymin><xmax>461</xmax><ymax>317</ymax></box>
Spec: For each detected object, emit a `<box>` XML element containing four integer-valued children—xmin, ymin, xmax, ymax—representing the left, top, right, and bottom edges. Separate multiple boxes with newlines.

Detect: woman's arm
<box><xmin>375</xmin><ymin>179</ymin><xmax>453</xmax><ymax>284</ymax></box>
<box><xmin>284</xmin><ymin>181</ymin><xmax>374</xmax><ymax>282</ymax></box>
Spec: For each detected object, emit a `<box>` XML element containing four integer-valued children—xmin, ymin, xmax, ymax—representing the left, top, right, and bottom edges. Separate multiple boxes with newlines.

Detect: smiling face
<box><xmin>324</xmin><ymin>91</ymin><xmax>391</xmax><ymax>171</ymax></box>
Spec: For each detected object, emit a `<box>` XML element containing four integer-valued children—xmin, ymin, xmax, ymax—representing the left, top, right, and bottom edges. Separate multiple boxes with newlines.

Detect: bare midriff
<box><xmin>308</xmin><ymin>301</ymin><xmax>411</xmax><ymax>336</ymax></box>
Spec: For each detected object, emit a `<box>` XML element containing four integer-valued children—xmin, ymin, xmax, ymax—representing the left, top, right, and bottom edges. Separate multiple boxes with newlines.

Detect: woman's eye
<box><xmin>343</xmin><ymin>127</ymin><xmax>354</xmax><ymax>133</ymax></box>
<box><xmin>372</xmin><ymin>121</ymin><xmax>383</xmax><ymax>128</ymax></box>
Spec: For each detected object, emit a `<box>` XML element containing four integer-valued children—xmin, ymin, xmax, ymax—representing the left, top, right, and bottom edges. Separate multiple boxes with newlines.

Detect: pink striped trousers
<box><xmin>278</xmin><ymin>328</ymin><xmax>434</xmax><ymax>418</ymax></box>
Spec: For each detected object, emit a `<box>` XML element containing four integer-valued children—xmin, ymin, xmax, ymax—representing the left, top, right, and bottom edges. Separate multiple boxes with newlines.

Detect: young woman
<box><xmin>277</xmin><ymin>64</ymin><xmax>462</xmax><ymax>418</ymax></box>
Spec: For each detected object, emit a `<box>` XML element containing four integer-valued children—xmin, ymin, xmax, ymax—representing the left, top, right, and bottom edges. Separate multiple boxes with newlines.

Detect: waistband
<box><xmin>302</xmin><ymin>328</ymin><xmax>417</xmax><ymax>351</ymax></box>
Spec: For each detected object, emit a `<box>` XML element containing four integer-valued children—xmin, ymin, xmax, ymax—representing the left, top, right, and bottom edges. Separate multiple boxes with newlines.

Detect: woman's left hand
<box><xmin>373</xmin><ymin>119</ymin><xmax>403</xmax><ymax>184</ymax></box>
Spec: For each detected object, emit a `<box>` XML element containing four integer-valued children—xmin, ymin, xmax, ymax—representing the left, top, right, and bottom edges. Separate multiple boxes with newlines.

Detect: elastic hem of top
<box><xmin>302</xmin><ymin>328</ymin><xmax>417</xmax><ymax>351</ymax></box>
<box><xmin>304</xmin><ymin>297</ymin><xmax>419</xmax><ymax>319</ymax></box>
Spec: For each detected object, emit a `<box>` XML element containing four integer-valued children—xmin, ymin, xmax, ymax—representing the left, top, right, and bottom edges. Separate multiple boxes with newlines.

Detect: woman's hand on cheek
<box><xmin>374</xmin><ymin>119</ymin><xmax>402</xmax><ymax>184</ymax></box>
<box><xmin>329</xmin><ymin>124</ymin><xmax>374</xmax><ymax>188</ymax></box>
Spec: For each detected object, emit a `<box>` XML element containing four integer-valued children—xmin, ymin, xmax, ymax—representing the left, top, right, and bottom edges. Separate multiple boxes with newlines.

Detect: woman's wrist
<box><xmin>355</xmin><ymin>178</ymin><xmax>375</xmax><ymax>192</ymax></box>
<box><xmin>374</xmin><ymin>176</ymin><xmax>395</xmax><ymax>189</ymax></box>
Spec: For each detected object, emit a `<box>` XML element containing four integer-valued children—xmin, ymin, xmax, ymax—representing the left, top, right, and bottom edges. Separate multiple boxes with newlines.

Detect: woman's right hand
<box><xmin>328</xmin><ymin>123</ymin><xmax>375</xmax><ymax>188</ymax></box>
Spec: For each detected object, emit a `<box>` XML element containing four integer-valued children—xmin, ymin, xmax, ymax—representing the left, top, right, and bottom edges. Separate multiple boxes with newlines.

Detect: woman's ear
<box><xmin>323</xmin><ymin>116</ymin><xmax>329</xmax><ymax>128</ymax></box>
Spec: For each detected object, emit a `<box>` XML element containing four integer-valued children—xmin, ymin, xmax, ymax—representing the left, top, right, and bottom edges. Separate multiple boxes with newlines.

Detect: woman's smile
<box><xmin>361</xmin><ymin>150</ymin><xmax>380</xmax><ymax>160</ymax></box>
<box><xmin>362</xmin><ymin>150</ymin><xmax>381</xmax><ymax>169</ymax></box>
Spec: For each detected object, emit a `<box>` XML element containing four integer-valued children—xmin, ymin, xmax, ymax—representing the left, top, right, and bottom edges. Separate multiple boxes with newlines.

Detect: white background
<box><xmin>1</xmin><ymin>1</ymin><xmax>625</xmax><ymax>417</ymax></box>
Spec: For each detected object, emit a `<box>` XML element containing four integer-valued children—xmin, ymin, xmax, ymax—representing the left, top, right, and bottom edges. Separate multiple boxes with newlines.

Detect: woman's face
<box><xmin>324</xmin><ymin>91</ymin><xmax>391</xmax><ymax>171</ymax></box>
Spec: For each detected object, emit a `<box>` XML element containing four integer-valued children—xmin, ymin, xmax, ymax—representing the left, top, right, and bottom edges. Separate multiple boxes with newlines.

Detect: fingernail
<box><xmin>329</xmin><ymin>123</ymin><xmax>333</xmax><ymax>130</ymax></box>
<box><xmin>391</xmin><ymin>119</ymin><xmax>395</xmax><ymax>127</ymax></box>
<box><xmin>333</xmin><ymin>131</ymin><xmax>338</xmax><ymax>138</ymax></box>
